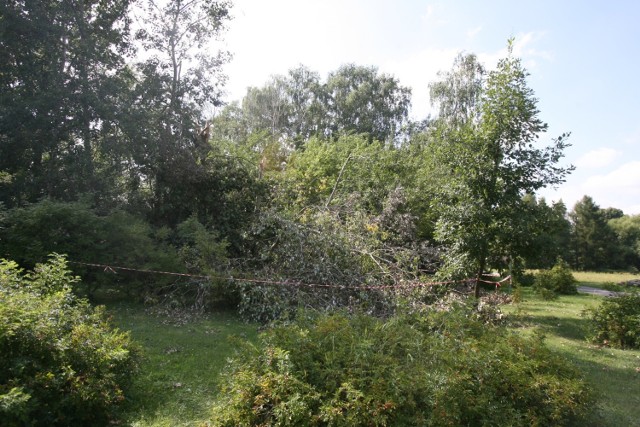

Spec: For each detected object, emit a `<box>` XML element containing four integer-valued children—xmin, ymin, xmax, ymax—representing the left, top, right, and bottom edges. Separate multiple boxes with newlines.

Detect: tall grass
<box><xmin>573</xmin><ymin>271</ymin><xmax>640</xmax><ymax>289</ymax></box>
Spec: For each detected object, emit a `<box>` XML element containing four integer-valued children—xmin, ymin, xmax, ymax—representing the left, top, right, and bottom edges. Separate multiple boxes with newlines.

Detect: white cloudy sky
<box><xmin>218</xmin><ymin>0</ymin><xmax>640</xmax><ymax>214</ymax></box>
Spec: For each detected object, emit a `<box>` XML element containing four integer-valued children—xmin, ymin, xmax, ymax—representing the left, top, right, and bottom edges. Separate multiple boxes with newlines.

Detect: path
<box><xmin>577</xmin><ymin>286</ymin><xmax>623</xmax><ymax>297</ymax></box>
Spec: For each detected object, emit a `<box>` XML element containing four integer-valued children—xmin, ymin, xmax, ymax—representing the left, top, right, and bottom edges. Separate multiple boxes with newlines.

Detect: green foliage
<box><xmin>609</xmin><ymin>214</ymin><xmax>640</xmax><ymax>270</ymax></box>
<box><xmin>586</xmin><ymin>294</ymin><xmax>640</xmax><ymax>349</ymax></box>
<box><xmin>0</xmin><ymin>200</ymin><xmax>181</xmax><ymax>298</ymax></box>
<box><xmin>237</xmin><ymin>209</ymin><xmax>389</xmax><ymax>323</ymax></box>
<box><xmin>569</xmin><ymin>195</ymin><xmax>619</xmax><ymax>270</ymax></box>
<box><xmin>283</xmin><ymin>134</ymin><xmax>409</xmax><ymax>213</ymax></box>
<box><xmin>212</xmin><ymin>308</ymin><xmax>595</xmax><ymax>426</ymax></box>
<box><xmin>172</xmin><ymin>215</ymin><xmax>237</xmax><ymax>310</ymax></box>
<box><xmin>514</xmin><ymin>271</ymin><xmax>536</xmax><ymax>287</ymax></box>
<box><xmin>429</xmin><ymin>44</ymin><xmax>573</xmax><ymax>294</ymax></box>
<box><xmin>534</xmin><ymin>258</ymin><xmax>578</xmax><ymax>298</ymax></box>
<box><xmin>237</xmin><ymin>198</ymin><xmax>440</xmax><ymax>323</ymax></box>
<box><xmin>0</xmin><ymin>256</ymin><xmax>140</xmax><ymax>426</ymax></box>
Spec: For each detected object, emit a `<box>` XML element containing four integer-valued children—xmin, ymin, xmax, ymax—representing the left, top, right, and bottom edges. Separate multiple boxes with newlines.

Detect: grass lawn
<box><xmin>105</xmin><ymin>301</ymin><xmax>258</xmax><ymax>426</ymax></box>
<box><xmin>573</xmin><ymin>271</ymin><xmax>640</xmax><ymax>291</ymax></box>
<box><xmin>505</xmin><ymin>277</ymin><xmax>640</xmax><ymax>426</ymax></box>
<box><xmin>104</xmin><ymin>270</ymin><xmax>640</xmax><ymax>426</ymax></box>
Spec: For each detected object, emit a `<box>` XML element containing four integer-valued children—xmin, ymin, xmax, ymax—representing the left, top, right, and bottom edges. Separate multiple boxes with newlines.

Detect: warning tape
<box><xmin>477</xmin><ymin>275</ymin><xmax>512</xmax><ymax>287</ymax></box>
<box><xmin>70</xmin><ymin>261</ymin><xmax>482</xmax><ymax>291</ymax></box>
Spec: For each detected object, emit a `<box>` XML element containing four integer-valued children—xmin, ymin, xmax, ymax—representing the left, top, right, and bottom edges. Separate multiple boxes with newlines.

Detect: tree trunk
<box><xmin>475</xmin><ymin>257</ymin><xmax>486</xmax><ymax>299</ymax></box>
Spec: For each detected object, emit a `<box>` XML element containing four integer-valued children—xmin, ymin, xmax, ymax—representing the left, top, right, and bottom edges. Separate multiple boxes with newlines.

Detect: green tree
<box><xmin>284</xmin><ymin>65</ymin><xmax>327</xmax><ymax>145</ymax></box>
<box><xmin>608</xmin><ymin>214</ymin><xmax>640</xmax><ymax>270</ymax></box>
<box><xmin>516</xmin><ymin>197</ymin><xmax>572</xmax><ymax>269</ymax></box>
<box><xmin>569</xmin><ymin>195</ymin><xmax>618</xmax><ymax>270</ymax></box>
<box><xmin>429</xmin><ymin>43</ymin><xmax>573</xmax><ymax>296</ymax></box>
<box><xmin>131</xmin><ymin>0</ymin><xmax>233</xmax><ymax>226</ymax></box>
<box><xmin>233</xmin><ymin>64</ymin><xmax>412</xmax><ymax>149</ymax></box>
<box><xmin>325</xmin><ymin>64</ymin><xmax>411</xmax><ymax>143</ymax></box>
<box><xmin>429</xmin><ymin>53</ymin><xmax>485</xmax><ymax>127</ymax></box>
<box><xmin>0</xmin><ymin>0</ymin><xmax>132</xmax><ymax>205</ymax></box>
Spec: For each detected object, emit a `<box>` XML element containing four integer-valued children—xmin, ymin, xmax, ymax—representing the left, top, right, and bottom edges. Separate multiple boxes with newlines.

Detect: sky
<box><xmin>218</xmin><ymin>0</ymin><xmax>640</xmax><ymax>215</ymax></box>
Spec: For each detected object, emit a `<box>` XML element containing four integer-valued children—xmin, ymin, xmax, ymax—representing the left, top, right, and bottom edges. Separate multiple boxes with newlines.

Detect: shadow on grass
<box><xmin>551</xmin><ymin>345</ymin><xmax>640</xmax><ymax>427</ymax></box>
<box><xmin>513</xmin><ymin>313</ymin><xmax>591</xmax><ymax>341</ymax></box>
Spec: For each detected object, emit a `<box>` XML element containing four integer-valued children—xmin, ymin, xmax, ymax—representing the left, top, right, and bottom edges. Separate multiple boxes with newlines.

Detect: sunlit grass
<box><xmin>104</xmin><ymin>278</ymin><xmax>640</xmax><ymax>426</ymax></box>
<box><xmin>105</xmin><ymin>301</ymin><xmax>258</xmax><ymax>426</ymax></box>
<box><xmin>505</xmin><ymin>288</ymin><xmax>640</xmax><ymax>426</ymax></box>
<box><xmin>573</xmin><ymin>271</ymin><xmax>640</xmax><ymax>290</ymax></box>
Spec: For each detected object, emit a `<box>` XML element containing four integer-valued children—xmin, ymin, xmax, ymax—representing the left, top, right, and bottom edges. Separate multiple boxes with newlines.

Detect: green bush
<box><xmin>0</xmin><ymin>200</ymin><xmax>181</xmax><ymax>298</ymax></box>
<box><xmin>0</xmin><ymin>255</ymin><xmax>140</xmax><ymax>426</ymax></box>
<box><xmin>534</xmin><ymin>258</ymin><xmax>577</xmax><ymax>297</ymax></box>
<box><xmin>514</xmin><ymin>271</ymin><xmax>536</xmax><ymax>287</ymax></box>
<box><xmin>585</xmin><ymin>294</ymin><xmax>640</xmax><ymax>349</ymax></box>
<box><xmin>211</xmin><ymin>307</ymin><xmax>595</xmax><ymax>426</ymax></box>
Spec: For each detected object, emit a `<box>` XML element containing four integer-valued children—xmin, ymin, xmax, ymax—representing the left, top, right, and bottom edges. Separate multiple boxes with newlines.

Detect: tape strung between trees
<box><xmin>71</xmin><ymin>260</ymin><xmax>511</xmax><ymax>291</ymax></box>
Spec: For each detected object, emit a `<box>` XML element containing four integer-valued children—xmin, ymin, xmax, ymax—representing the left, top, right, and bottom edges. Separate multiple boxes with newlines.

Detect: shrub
<box><xmin>534</xmin><ymin>258</ymin><xmax>577</xmax><ymax>297</ymax></box>
<box><xmin>211</xmin><ymin>308</ymin><xmax>595</xmax><ymax>426</ymax></box>
<box><xmin>0</xmin><ymin>200</ymin><xmax>181</xmax><ymax>298</ymax></box>
<box><xmin>585</xmin><ymin>294</ymin><xmax>640</xmax><ymax>349</ymax></box>
<box><xmin>0</xmin><ymin>255</ymin><xmax>140</xmax><ymax>426</ymax></box>
<box><xmin>514</xmin><ymin>271</ymin><xmax>536</xmax><ymax>287</ymax></box>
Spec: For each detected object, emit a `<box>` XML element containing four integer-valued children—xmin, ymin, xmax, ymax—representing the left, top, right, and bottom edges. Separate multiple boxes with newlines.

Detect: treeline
<box><xmin>1</xmin><ymin>1</ymin><xmax>638</xmax><ymax>314</ymax></box>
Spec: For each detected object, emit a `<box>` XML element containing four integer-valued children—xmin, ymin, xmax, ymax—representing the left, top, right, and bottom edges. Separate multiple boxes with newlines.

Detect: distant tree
<box><xmin>242</xmin><ymin>76</ymin><xmax>291</xmax><ymax>138</ymax></box>
<box><xmin>325</xmin><ymin>64</ymin><xmax>411</xmax><ymax>144</ymax></box>
<box><xmin>284</xmin><ymin>65</ymin><xmax>328</xmax><ymax>145</ymax></box>
<box><xmin>429</xmin><ymin>43</ymin><xmax>574</xmax><ymax>296</ymax></box>
<box><xmin>517</xmin><ymin>197</ymin><xmax>572</xmax><ymax>269</ymax></box>
<box><xmin>234</xmin><ymin>64</ymin><xmax>412</xmax><ymax>148</ymax></box>
<box><xmin>429</xmin><ymin>53</ymin><xmax>485</xmax><ymax>127</ymax></box>
<box><xmin>601</xmin><ymin>207</ymin><xmax>624</xmax><ymax>221</ymax></box>
<box><xmin>569</xmin><ymin>196</ymin><xmax>618</xmax><ymax>270</ymax></box>
<box><xmin>608</xmin><ymin>214</ymin><xmax>640</xmax><ymax>270</ymax></box>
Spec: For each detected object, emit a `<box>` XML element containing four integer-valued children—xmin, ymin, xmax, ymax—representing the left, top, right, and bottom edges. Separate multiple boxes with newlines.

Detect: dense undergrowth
<box><xmin>211</xmin><ymin>304</ymin><xmax>596</xmax><ymax>426</ymax></box>
<box><xmin>0</xmin><ymin>256</ymin><xmax>140</xmax><ymax>426</ymax></box>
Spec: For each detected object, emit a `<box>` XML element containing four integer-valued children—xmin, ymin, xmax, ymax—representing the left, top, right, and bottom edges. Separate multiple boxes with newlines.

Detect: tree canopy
<box><xmin>428</xmin><ymin>43</ymin><xmax>574</xmax><ymax>294</ymax></box>
<box><xmin>3</xmin><ymin>2</ymin><xmax>635</xmax><ymax>313</ymax></box>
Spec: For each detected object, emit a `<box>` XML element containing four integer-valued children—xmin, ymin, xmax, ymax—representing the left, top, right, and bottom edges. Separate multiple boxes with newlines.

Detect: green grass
<box><xmin>105</xmin><ymin>301</ymin><xmax>258</xmax><ymax>426</ymax></box>
<box><xmin>573</xmin><ymin>270</ymin><xmax>640</xmax><ymax>291</ymax></box>
<box><xmin>103</xmin><ymin>271</ymin><xmax>640</xmax><ymax>426</ymax></box>
<box><xmin>505</xmin><ymin>287</ymin><xmax>640</xmax><ymax>426</ymax></box>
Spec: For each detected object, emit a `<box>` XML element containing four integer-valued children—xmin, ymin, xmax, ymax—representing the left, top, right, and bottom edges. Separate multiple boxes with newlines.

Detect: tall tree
<box><xmin>131</xmin><ymin>0</ymin><xmax>232</xmax><ymax>225</ymax></box>
<box><xmin>242</xmin><ymin>76</ymin><xmax>291</xmax><ymax>138</ymax></box>
<box><xmin>325</xmin><ymin>64</ymin><xmax>411</xmax><ymax>144</ymax></box>
<box><xmin>0</xmin><ymin>0</ymin><xmax>132</xmax><ymax>205</ymax></box>
<box><xmin>429</xmin><ymin>53</ymin><xmax>485</xmax><ymax>127</ymax></box>
<box><xmin>429</xmin><ymin>43</ymin><xmax>574</xmax><ymax>296</ymax></box>
<box><xmin>233</xmin><ymin>64</ymin><xmax>412</xmax><ymax>149</ymax></box>
<box><xmin>569</xmin><ymin>195</ymin><xmax>618</xmax><ymax>270</ymax></box>
<box><xmin>609</xmin><ymin>214</ymin><xmax>640</xmax><ymax>270</ymax></box>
